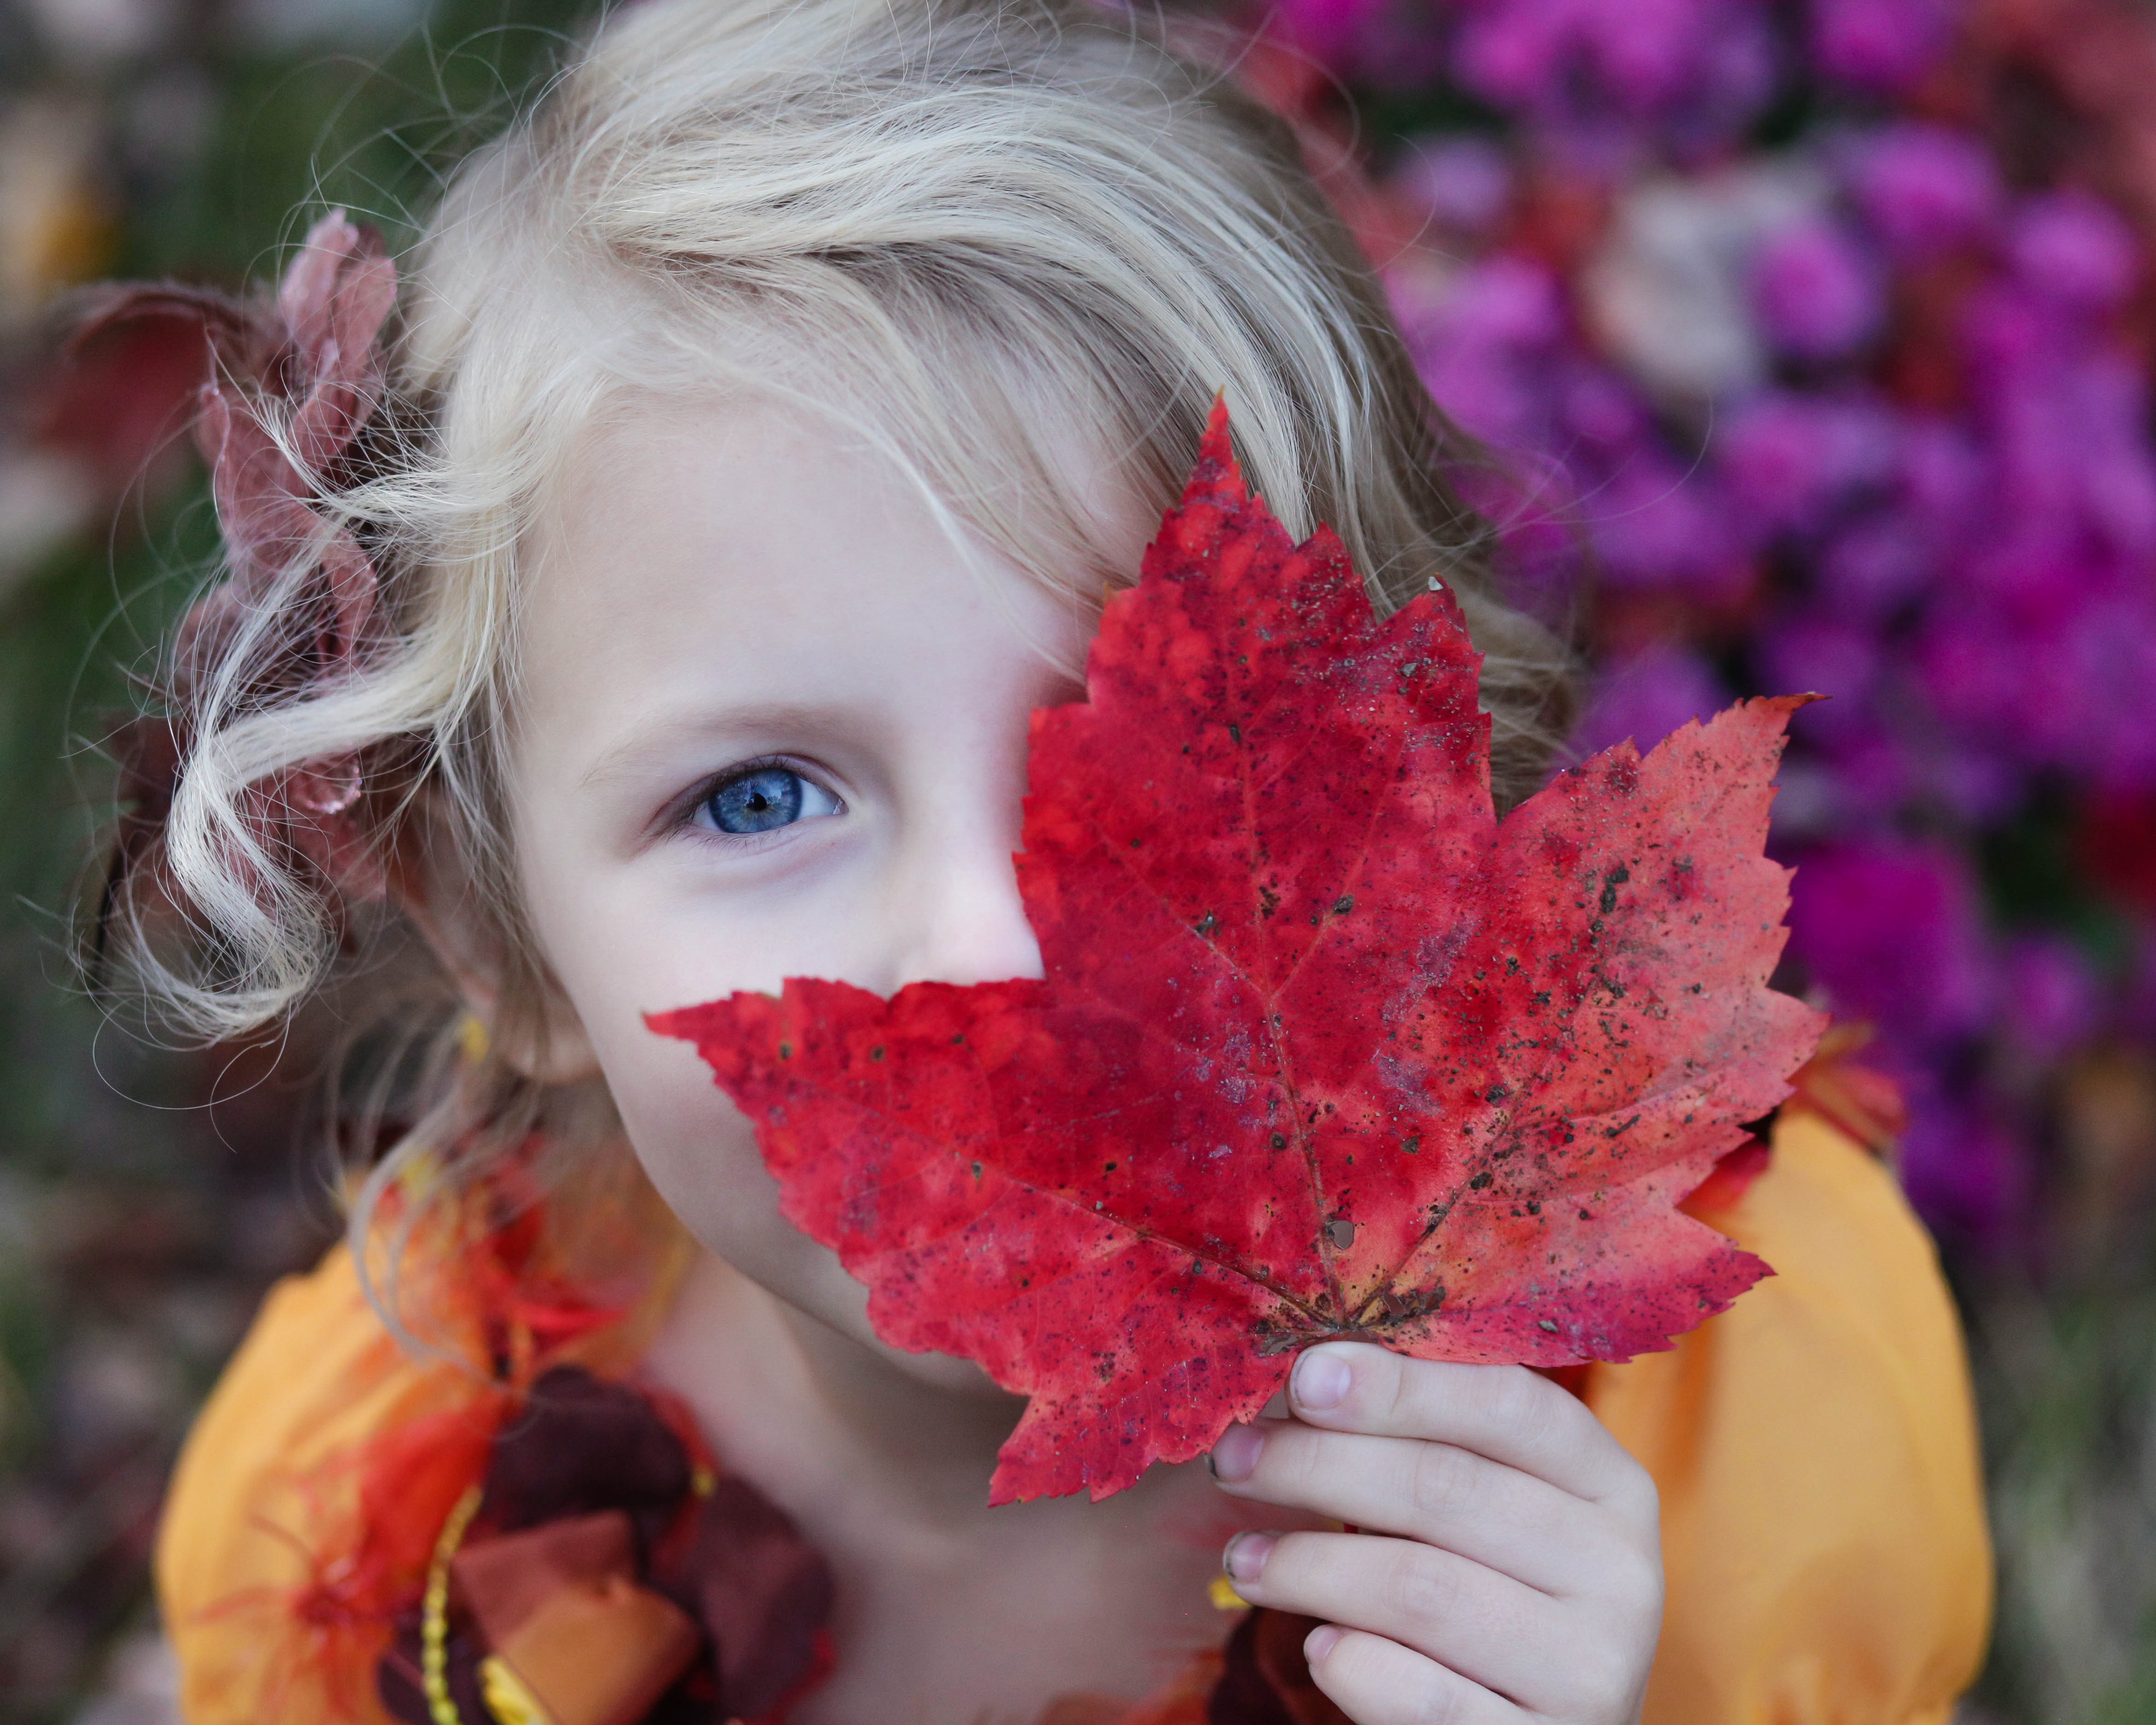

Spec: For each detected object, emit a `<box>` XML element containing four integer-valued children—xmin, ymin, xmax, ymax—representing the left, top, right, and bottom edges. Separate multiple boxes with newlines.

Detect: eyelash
<box><xmin>676</xmin><ymin>756</ymin><xmax>845</xmax><ymax>845</ymax></box>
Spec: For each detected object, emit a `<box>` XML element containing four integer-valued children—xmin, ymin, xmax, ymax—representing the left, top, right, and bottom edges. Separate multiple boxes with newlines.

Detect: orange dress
<box><xmin>155</xmin><ymin>1111</ymin><xmax>1991</xmax><ymax>1725</ymax></box>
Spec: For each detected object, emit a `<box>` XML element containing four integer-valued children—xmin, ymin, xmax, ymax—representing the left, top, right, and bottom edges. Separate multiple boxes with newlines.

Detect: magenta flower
<box><xmin>1787</xmin><ymin>840</ymin><xmax>1994</xmax><ymax>1051</ymax></box>
<box><xmin>1817</xmin><ymin>508</ymin><xmax>1935</xmax><ymax>614</ymax></box>
<box><xmin>1391</xmin><ymin>135</ymin><xmax>1515</xmax><ymax>234</ymax></box>
<box><xmin>1586</xmin><ymin>451</ymin><xmax>1751</xmax><ymax>594</ymax></box>
<box><xmin>1896</xmin><ymin>1091</ymin><xmax>2031</xmax><ymax>1260</ymax></box>
<box><xmin>2010</xmin><ymin>189</ymin><xmax>2139</xmax><ymax>313</ymax></box>
<box><xmin>1271</xmin><ymin>0</ymin><xmax>1388</xmax><ymax>72</ymax></box>
<box><xmin>1751</xmin><ymin>215</ymin><xmax>1886</xmax><ymax>363</ymax></box>
<box><xmin>1844</xmin><ymin>123</ymin><xmax>2003</xmax><ymax>261</ymax></box>
<box><xmin>2000</xmin><ymin>935</ymin><xmax>2102</xmax><ymax>1061</ymax></box>
<box><xmin>1570</xmin><ymin>642</ymin><xmax>1733</xmax><ymax>757</ymax></box>
<box><xmin>1715</xmin><ymin>391</ymin><xmax>1899</xmax><ymax>530</ymax></box>
<box><xmin>1449</xmin><ymin>0</ymin><xmax>1777</xmax><ymax>166</ymax></box>
<box><xmin>1754</xmin><ymin>605</ymin><xmax>1883</xmax><ymax>746</ymax></box>
<box><xmin>1810</xmin><ymin>0</ymin><xmax>1965</xmax><ymax>93</ymax></box>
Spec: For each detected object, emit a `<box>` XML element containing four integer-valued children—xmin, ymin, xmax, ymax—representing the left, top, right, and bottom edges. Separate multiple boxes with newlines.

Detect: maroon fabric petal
<box><xmin>1207</xmin><ymin>1612</ymin><xmax>1350</xmax><ymax>1725</ymax></box>
<box><xmin>85</xmin><ymin>209</ymin><xmax>399</xmax><ymax>905</ymax></box>
<box><xmin>680</xmin><ymin>1476</ymin><xmax>834</xmax><ymax>1720</ymax></box>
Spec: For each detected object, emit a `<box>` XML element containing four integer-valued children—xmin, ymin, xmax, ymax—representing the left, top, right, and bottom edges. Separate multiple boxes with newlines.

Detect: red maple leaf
<box><xmin>652</xmin><ymin>401</ymin><xmax>1823</xmax><ymax>1503</ymax></box>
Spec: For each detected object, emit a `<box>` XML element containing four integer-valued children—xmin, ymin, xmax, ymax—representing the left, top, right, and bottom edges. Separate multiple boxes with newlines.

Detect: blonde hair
<box><xmin>103</xmin><ymin>0</ymin><xmax>1576</xmax><ymax>1264</ymax></box>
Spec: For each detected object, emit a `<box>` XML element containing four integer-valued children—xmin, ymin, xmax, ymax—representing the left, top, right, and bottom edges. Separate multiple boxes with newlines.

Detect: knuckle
<box><xmin>1617</xmin><ymin>1545</ymin><xmax>1667</xmax><ymax>1625</ymax></box>
<box><xmin>1488</xmin><ymin>1363</ymin><xmax>1557</xmax><ymax>1439</ymax></box>
<box><xmin>1405</xmin><ymin>1442</ymin><xmax>1476</xmax><ymax>1526</ymax></box>
<box><xmin>1552</xmin><ymin>1632</ymin><xmax>1645</xmax><ymax>1720</ymax></box>
<box><xmin>1614</xmin><ymin>1459</ymin><xmax>1661</xmax><ymax>1527</ymax></box>
<box><xmin>1373</xmin><ymin>1347</ymin><xmax>1418</xmax><ymax>1426</ymax></box>
<box><xmin>1383</xmin><ymin>1547</ymin><xmax>1468</xmax><ymax>1628</ymax></box>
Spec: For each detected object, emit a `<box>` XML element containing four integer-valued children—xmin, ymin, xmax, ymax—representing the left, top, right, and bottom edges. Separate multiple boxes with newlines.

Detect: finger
<box><xmin>1223</xmin><ymin>1527</ymin><xmax>1555</xmax><ymax>1701</ymax></box>
<box><xmin>1280</xmin><ymin>1343</ymin><xmax>1656</xmax><ymax>1519</ymax></box>
<box><xmin>1210</xmin><ymin>1418</ymin><xmax>1637</xmax><ymax>1596</ymax></box>
<box><xmin>1301</xmin><ymin>1625</ymin><xmax>1524</xmax><ymax>1725</ymax></box>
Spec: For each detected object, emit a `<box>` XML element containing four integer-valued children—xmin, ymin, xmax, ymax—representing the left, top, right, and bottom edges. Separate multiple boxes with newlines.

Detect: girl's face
<box><xmin>506</xmin><ymin>395</ymin><xmax>1144</xmax><ymax>1387</ymax></box>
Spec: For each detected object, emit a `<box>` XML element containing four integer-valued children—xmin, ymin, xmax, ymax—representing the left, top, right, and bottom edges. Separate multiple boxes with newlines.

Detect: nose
<box><xmin>882</xmin><ymin>827</ymin><xmax>1045</xmax><ymax>992</ymax></box>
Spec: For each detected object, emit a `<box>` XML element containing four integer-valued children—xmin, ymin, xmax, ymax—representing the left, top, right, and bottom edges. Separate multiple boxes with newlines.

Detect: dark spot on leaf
<box><xmin>1195</xmin><ymin>912</ymin><xmax>1217</xmax><ymax>937</ymax></box>
<box><xmin>1332</xmin><ymin>895</ymin><xmax>1354</xmax><ymax>915</ymax></box>
<box><xmin>1325</xmin><ymin>1219</ymin><xmax>1355</xmax><ymax>1250</ymax></box>
<box><xmin>1401</xmin><ymin>1134</ymin><xmax>1419</xmax><ymax>1155</ymax></box>
<box><xmin>1229</xmin><ymin>723</ymin><xmax>1242</xmax><ymax>744</ymax></box>
<box><xmin>870</xmin><ymin>1045</ymin><xmax>885</xmax><ymax>1061</ymax></box>
<box><xmin>1470</xmin><ymin>1171</ymin><xmax>1493</xmax><ymax>1190</ymax></box>
<box><xmin>1270</xmin><ymin>1132</ymin><xmax>1287</xmax><ymax>1150</ymax></box>
<box><xmin>1486</xmin><ymin>1083</ymin><xmax>1510</xmax><ymax>1102</ymax></box>
<box><xmin>779</xmin><ymin>1042</ymin><xmax>793</xmax><ymax>1060</ymax></box>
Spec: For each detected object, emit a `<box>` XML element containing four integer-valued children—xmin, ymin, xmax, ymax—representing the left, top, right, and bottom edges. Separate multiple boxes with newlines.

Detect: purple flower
<box><xmin>2010</xmin><ymin>189</ymin><xmax>2138</xmax><ymax>314</ymax></box>
<box><xmin>1811</xmin><ymin>715</ymin><xmax>1920</xmax><ymax>821</ymax></box>
<box><xmin>1558</xmin><ymin>368</ymin><xmax>1650</xmax><ymax>454</ymax></box>
<box><xmin>1926</xmin><ymin>742</ymin><xmax>2025</xmax><ymax>826</ymax></box>
<box><xmin>1271</xmin><ymin>0</ymin><xmax>1388</xmax><ymax>71</ymax></box>
<box><xmin>1404</xmin><ymin>256</ymin><xmax>1572</xmax><ymax>449</ymax></box>
<box><xmin>1999</xmin><ymin>934</ymin><xmax>2102</xmax><ymax>1061</ymax></box>
<box><xmin>1897</xmin><ymin>415</ymin><xmax>1987</xmax><ymax>535</ymax></box>
<box><xmin>1754</xmin><ymin>604</ymin><xmax>1881</xmax><ymax>745</ymax></box>
<box><xmin>1715</xmin><ymin>390</ymin><xmax>1898</xmax><ymax>529</ymax></box>
<box><xmin>1810</xmin><ymin>0</ymin><xmax>1965</xmax><ymax>93</ymax></box>
<box><xmin>1896</xmin><ymin>1090</ymin><xmax>2032</xmax><ymax>1259</ymax></box>
<box><xmin>1392</xmin><ymin>135</ymin><xmax>1515</xmax><ymax>234</ymax></box>
<box><xmin>1818</xmin><ymin>508</ymin><xmax>1934</xmax><ymax>614</ymax></box>
<box><xmin>1844</xmin><ymin>122</ymin><xmax>2003</xmax><ymax>261</ymax></box>
<box><xmin>1586</xmin><ymin>452</ymin><xmax>1751</xmax><ymax>594</ymax></box>
<box><xmin>1570</xmin><ymin>641</ymin><xmax>1732</xmax><ymax>756</ymax></box>
<box><xmin>1449</xmin><ymin>0</ymin><xmax>1778</xmax><ymax>166</ymax></box>
<box><xmin>1787</xmin><ymin>839</ymin><xmax>1993</xmax><ymax>1051</ymax></box>
<box><xmin>1751</xmin><ymin>215</ymin><xmax>1886</xmax><ymax>362</ymax></box>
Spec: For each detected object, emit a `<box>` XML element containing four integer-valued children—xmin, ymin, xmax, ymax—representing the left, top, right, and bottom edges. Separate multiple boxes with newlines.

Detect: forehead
<box><xmin>506</xmin><ymin>393</ymin><xmax>1133</xmax><ymax>786</ymax></box>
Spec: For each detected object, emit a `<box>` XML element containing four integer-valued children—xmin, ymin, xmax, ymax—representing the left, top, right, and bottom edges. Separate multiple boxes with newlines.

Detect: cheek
<box><xmin>592</xmin><ymin>1023</ymin><xmax>820</xmax><ymax>1291</ymax></box>
<box><xmin>585</xmin><ymin>1010</ymin><xmax>997</xmax><ymax>1397</ymax></box>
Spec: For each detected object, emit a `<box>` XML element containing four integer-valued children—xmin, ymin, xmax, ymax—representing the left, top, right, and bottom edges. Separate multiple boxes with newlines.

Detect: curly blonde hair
<box><xmin>100</xmin><ymin>0</ymin><xmax>1576</xmax><ymax>1272</ymax></box>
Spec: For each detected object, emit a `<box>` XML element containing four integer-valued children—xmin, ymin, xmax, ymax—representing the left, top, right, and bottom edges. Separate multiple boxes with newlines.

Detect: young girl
<box><xmin>95</xmin><ymin>1</ymin><xmax>1990</xmax><ymax>1721</ymax></box>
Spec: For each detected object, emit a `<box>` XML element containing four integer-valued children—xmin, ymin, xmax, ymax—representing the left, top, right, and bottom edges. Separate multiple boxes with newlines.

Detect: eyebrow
<box><xmin>575</xmin><ymin>699</ymin><xmax>875</xmax><ymax>792</ymax></box>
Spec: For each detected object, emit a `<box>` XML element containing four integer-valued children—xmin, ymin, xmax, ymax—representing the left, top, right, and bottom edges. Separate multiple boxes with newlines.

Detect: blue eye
<box><xmin>701</xmin><ymin>765</ymin><xmax>841</xmax><ymax>835</ymax></box>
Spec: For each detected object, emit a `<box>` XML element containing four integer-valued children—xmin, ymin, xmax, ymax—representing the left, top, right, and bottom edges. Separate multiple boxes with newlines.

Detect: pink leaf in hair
<box><xmin>82</xmin><ymin>209</ymin><xmax>399</xmax><ymax>903</ymax></box>
<box><xmin>277</xmin><ymin>212</ymin><xmax>397</xmax><ymax>477</ymax></box>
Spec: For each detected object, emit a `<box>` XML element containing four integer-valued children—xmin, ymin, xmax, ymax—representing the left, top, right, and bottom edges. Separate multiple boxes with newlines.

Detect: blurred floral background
<box><xmin>1</xmin><ymin>0</ymin><xmax>2154</xmax><ymax>1720</ymax></box>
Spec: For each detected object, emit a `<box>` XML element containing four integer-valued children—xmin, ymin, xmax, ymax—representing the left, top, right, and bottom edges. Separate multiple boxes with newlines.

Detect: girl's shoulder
<box><xmin>156</xmin><ymin>1104</ymin><xmax>1990</xmax><ymax>1725</ymax></box>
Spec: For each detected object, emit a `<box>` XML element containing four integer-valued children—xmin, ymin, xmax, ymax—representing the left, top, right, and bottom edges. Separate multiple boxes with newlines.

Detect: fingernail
<box><xmin>1305</xmin><ymin>1624</ymin><xmax>1342</xmax><ymax>1665</ymax></box>
<box><xmin>1292</xmin><ymin>1347</ymin><xmax>1351</xmax><ymax>1411</ymax></box>
<box><xmin>1223</xmin><ymin>1531</ymin><xmax>1277</xmax><ymax>1584</ymax></box>
<box><xmin>1210</xmin><ymin>1422</ymin><xmax>1264</xmax><ymax>1483</ymax></box>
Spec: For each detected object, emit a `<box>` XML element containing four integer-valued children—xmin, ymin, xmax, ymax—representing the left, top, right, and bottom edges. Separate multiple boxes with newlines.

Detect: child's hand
<box><xmin>1208</xmin><ymin>1342</ymin><xmax>1662</xmax><ymax>1725</ymax></box>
